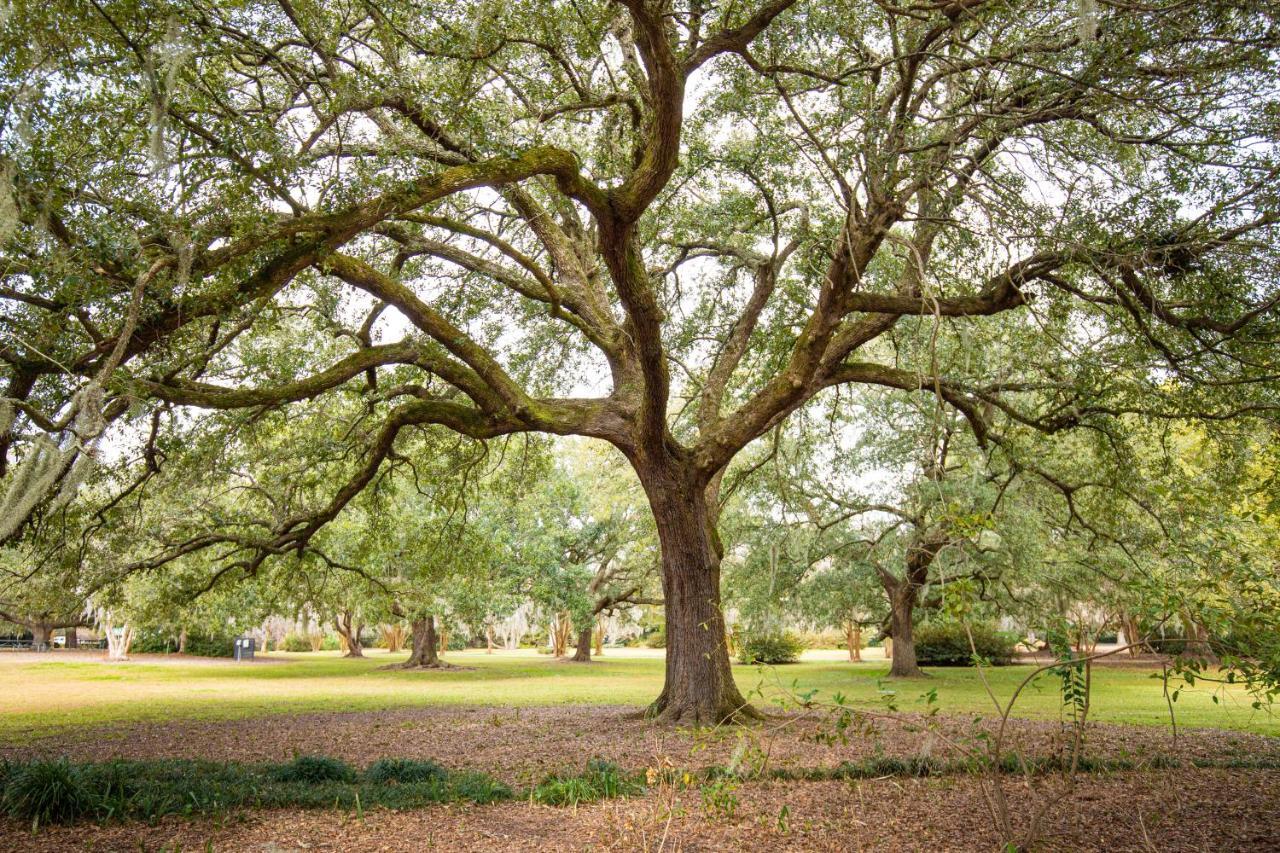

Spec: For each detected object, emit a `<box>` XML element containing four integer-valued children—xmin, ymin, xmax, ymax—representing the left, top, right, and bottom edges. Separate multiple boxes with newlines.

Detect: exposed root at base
<box><xmin>644</xmin><ymin>698</ymin><xmax>767</xmax><ymax>727</ymax></box>
<box><xmin>378</xmin><ymin>661</ymin><xmax>472</xmax><ymax>671</ymax></box>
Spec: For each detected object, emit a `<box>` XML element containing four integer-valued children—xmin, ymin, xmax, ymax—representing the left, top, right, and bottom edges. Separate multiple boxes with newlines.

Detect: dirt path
<box><xmin>2</xmin><ymin>767</ymin><xmax>1276</xmax><ymax>851</ymax></box>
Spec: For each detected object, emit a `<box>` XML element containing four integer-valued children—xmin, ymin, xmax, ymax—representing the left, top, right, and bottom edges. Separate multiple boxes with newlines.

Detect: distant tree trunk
<box><xmin>31</xmin><ymin>622</ymin><xmax>54</xmax><ymax>649</ymax></box>
<box><xmin>485</xmin><ymin>625</ymin><xmax>495</xmax><ymax>654</ymax></box>
<box><xmin>571</xmin><ymin>623</ymin><xmax>593</xmax><ymax>662</ymax></box>
<box><xmin>401</xmin><ymin>615</ymin><xmax>442</xmax><ymax>667</ymax></box>
<box><xmin>845</xmin><ymin>622</ymin><xmax>863</xmax><ymax>662</ymax></box>
<box><xmin>551</xmin><ymin>612</ymin><xmax>571</xmax><ymax>658</ymax></box>
<box><xmin>884</xmin><ymin>576</ymin><xmax>923</xmax><ymax>678</ymax></box>
<box><xmin>593</xmin><ymin>617</ymin><xmax>605</xmax><ymax>657</ymax></box>
<box><xmin>1180</xmin><ymin>610</ymin><xmax>1218</xmax><ymax>662</ymax></box>
<box><xmin>105</xmin><ymin>622</ymin><xmax>134</xmax><ymax>662</ymax></box>
<box><xmin>334</xmin><ymin>612</ymin><xmax>364</xmax><ymax>658</ymax></box>
<box><xmin>438</xmin><ymin>625</ymin><xmax>449</xmax><ymax>656</ymax></box>
<box><xmin>64</xmin><ymin>627</ymin><xmax>79</xmax><ymax>649</ymax></box>
<box><xmin>177</xmin><ymin>628</ymin><xmax>187</xmax><ymax>654</ymax></box>
<box><xmin>880</xmin><ymin>535</ymin><xmax>943</xmax><ymax>678</ymax></box>
<box><xmin>380</xmin><ymin>623</ymin><xmax>406</xmax><ymax>653</ymax></box>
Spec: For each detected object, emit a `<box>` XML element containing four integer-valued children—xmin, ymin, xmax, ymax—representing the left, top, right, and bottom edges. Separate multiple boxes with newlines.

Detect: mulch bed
<box><xmin>3</xmin><ymin>706</ymin><xmax>1275</xmax><ymax>787</ymax></box>
<box><xmin>2</xmin><ymin>767</ymin><xmax>1276</xmax><ymax>851</ymax></box>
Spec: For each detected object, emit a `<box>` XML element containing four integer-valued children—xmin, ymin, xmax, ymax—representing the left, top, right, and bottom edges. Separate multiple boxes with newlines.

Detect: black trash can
<box><xmin>233</xmin><ymin>637</ymin><xmax>256</xmax><ymax>661</ymax></box>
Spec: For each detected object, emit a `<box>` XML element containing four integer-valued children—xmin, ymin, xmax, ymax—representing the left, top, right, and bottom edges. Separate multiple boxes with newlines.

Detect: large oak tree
<box><xmin>1</xmin><ymin>0</ymin><xmax>1277</xmax><ymax>721</ymax></box>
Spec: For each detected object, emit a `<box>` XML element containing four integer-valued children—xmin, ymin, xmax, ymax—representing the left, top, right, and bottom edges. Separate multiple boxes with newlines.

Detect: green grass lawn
<box><xmin>0</xmin><ymin>648</ymin><xmax>1273</xmax><ymax>743</ymax></box>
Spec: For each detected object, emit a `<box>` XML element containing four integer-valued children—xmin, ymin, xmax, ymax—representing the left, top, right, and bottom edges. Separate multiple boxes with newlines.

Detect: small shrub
<box><xmin>365</xmin><ymin>758</ymin><xmax>446</xmax><ymax>785</ymax></box>
<box><xmin>642</xmin><ymin>626</ymin><xmax>666</xmax><ymax>648</ymax></box>
<box><xmin>182</xmin><ymin>632</ymin><xmax>239</xmax><ymax>658</ymax></box>
<box><xmin>532</xmin><ymin>775</ymin><xmax>597</xmax><ymax>807</ymax></box>
<box><xmin>447</xmin><ymin>772</ymin><xmax>512</xmax><ymax>804</ymax></box>
<box><xmin>699</xmin><ymin>777</ymin><xmax>739</xmax><ymax>820</ymax></box>
<box><xmin>2</xmin><ymin>760</ymin><xmax>97</xmax><ymax>827</ymax></box>
<box><xmin>532</xmin><ymin>759</ymin><xmax>639</xmax><ymax>806</ymax></box>
<box><xmin>736</xmin><ymin>631</ymin><xmax>805</xmax><ymax>665</ymax></box>
<box><xmin>913</xmin><ymin>621</ymin><xmax>1016</xmax><ymax>666</ymax></box>
<box><xmin>268</xmin><ymin>755</ymin><xmax>355</xmax><ymax>784</ymax></box>
<box><xmin>282</xmin><ymin>633</ymin><xmax>313</xmax><ymax>652</ymax></box>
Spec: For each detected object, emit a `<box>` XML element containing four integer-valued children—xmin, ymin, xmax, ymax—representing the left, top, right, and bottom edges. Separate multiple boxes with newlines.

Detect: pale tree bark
<box><xmin>593</xmin><ymin>617</ymin><xmax>605</xmax><ymax>657</ymax></box>
<box><xmin>845</xmin><ymin>621</ymin><xmax>863</xmax><ymax>662</ymax></box>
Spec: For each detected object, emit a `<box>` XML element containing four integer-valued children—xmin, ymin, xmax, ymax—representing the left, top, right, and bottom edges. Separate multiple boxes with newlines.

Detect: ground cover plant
<box><xmin>0</xmin><ymin>755</ymin><xmax>512</xmax><ymax>828</ymax></box>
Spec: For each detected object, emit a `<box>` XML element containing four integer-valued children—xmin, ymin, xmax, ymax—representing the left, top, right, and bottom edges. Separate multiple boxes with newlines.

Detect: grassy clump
<box><xmin>365</xmin><ymin>757</ymin><xmax>447</xmax><ymax>785</ymax></box>
<box><xmin>2</xmin><ymin>759</ymin><xmax>98</xmax><ymax>827</ymax></box>
<box><xmin>0</xmin><ymin>755</ymin><xmax>511</xmax><ymax>826</ymax></box>
<box><xmin>736</xmin><ymin>631</ymin><xmax>806</xmax><ymax>665</ymax></box>
<box><xmin>269</xmin><ymin>754</ymin><xmax>356</xmax><ymax>784</ymax></box>
<box><xmin>532</xmin><ymin>759</ymin><xmax>641</xmax><ymax>806</ymax></box>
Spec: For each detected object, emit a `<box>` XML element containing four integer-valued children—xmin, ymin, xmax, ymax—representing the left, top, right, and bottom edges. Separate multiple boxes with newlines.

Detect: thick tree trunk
<box><xmin>571</xmin><ymin>624</ymin><xmax>593</xmax><ymax>662</ymax></box>
<box><xmin>32</xmin><ymin>622</ymin><xmax>53</xmax><ymax>649</ymax></box>
<box><xmin>593</xmin><ymin>617</ymin><xmax>605</xmax><ymax>657</ymax></box>
<box><xmin>886</xmin><ymin>580</ymin><xmax>924</xmax><ymax>678</ymax></box>
<box><xmin>177</xmin><ymin>628</ymin><xmax>187</xmax><ymax>654</ymax></box>
<box><xmin>402</xmin><ymin>615</ymin><xmax>442</xmax><ymax>667</ymax></box>
<box><xmin>64</xmin><ymin>627</ymin><xmax>79</xmax><ymax>649</ymax></box>
<box><xmin>638</xmin><ymin>460</ymin><xmax>753</xmax><ymax>724</ymax></box>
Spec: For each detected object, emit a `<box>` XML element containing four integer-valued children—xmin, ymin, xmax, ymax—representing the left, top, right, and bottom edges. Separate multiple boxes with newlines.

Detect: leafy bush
<box><xmin>913</xmin><ymin>621</ymin><xmax>1017</xmax><ymax>666</ymax></box>
<box><xmin>2</xmin><ymin>759</ymin><xmax>97</xmax><ymax>827</ymax></box>
<box><xmin>131</xmin><ymin>630</ymin><xmax>237</xmax><ymax>657</ymax></box>
<box><xmin>642</xmin><ymin>626</ymin><xmax>666</xmax><ymax>648</ymax></box>
<box><xmin>532</xmin><ymin>759</ymin><xmax>639</xmax><ymax>806</ymax></box>
<box><xmin>365</xmin><ymin>758</ymin><xmax>446</xmax><ymax>785</ymax></box>
<box><xmin>268</xmin><ymin>755</ymin><xmax>355</xmax><ymax>784</ymax></box>
<box><xmin>736</xmin><ymin>631</ymin><xmax>806</xmax><ymax>664</ymax></box>
<box><xmin>182</xmin><ymin>632</ymin><xmax>238</xmax><ymax>658</ymax></box>
<box><xmin>282</xmin><ymin>633</ymin><xmax>313</xmax><ymax>652</ymax></box>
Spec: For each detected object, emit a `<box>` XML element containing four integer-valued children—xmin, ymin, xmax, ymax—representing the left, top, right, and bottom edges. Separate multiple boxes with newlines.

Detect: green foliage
<box><xmin>129</xmin><ymin>630</ymin><xmax>237</xmax><ymax>657</ymax></box>
<box><xmin>2</xmin><ymin>759</ymin><xmax>96</xmax><ymax>827</ymax></box>
<box><xmin>642</xmin><ymin>626</ymin><xmax>666</xmax><ymax>649</ymax></box>
<box><xmin>364</xmin><ymin>758</ymin><xmax>446</xmax><ymax>785</ymax></box>
<box><xmin>445</xmin><ymin>772</ymin><xmax>513</xmax><ymax>805</ymax></box>
<box><xmin>282</xmin><ymin>633</ymin><xmax>314</xmax><ymax>652</ymax></box>
<box><xmin>0</xmin><ymin>757</ymin><xmax>513</xmax><ymax>825</ymax></box>
<box><xmin>699</xmin><ymin>777</ymin><xmax>740</xmax><ymax>820</ymax></box>
<box><xmin>913</xmin><ymin>622</ymin><xmax>1017</xmax><ymax>667</ymax></box>
<box><xmin>736</xmin><ymin>631</ymin><xmax>806</xmax><ymax>665</ymax></box>
<box><xmin>268</xmin><ymin>755</ymin><xmax>356</xmax><ymax>784</ymax></box>
<box><xmin>531</xmin><ymin>759</ymin><xmax>639</xmax><ymax>806</ymax></box>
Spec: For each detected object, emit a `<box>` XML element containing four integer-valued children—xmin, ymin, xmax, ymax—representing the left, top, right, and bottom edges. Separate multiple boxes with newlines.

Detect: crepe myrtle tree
<box><xmin>2</xmin><ymin>1</ymin><xmax>1279</xmax><ymax>722</ymax></box>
